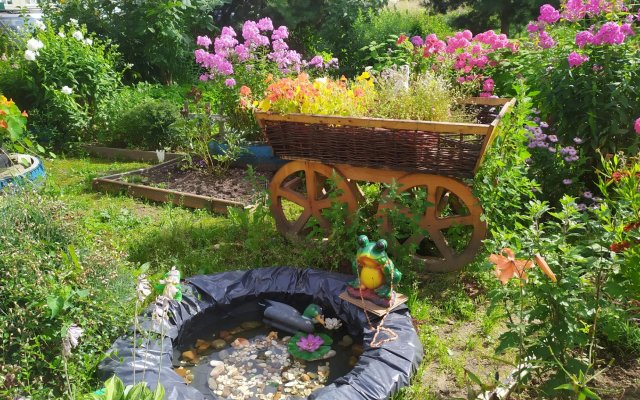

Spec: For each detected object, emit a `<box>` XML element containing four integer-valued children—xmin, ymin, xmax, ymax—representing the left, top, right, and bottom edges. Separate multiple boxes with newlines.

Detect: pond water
<box><xmin>172</xmin><ymin>300</ymin><xmax>362</xmax><ymax>400</ymax></box>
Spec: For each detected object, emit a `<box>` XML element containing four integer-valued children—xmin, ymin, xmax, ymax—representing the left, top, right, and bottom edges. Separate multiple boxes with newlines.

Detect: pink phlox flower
<box><xmin>214</xmin><ymin>34</ymin><xmax>239</xmax><ymax>56</ymax></box>
<box><xmin>257</xmin><ymin>17</ymin><xmax>274</xmax><ymax>31</ymax></box>
<box><xmin>196</xmin><ymin>35</ymin><xmax>212</xmax><ymax>48</ymax></box>
<box><xmin>538</xmin><ymin>31</ymin><xmax>556</xmax><ymax>48</ymax></box>
<box><xmin>527</xmin><ymin>23</ymin><xmax>541</xmax><ymax>33</ymax></box>
<box><xmin>234</xmin><ymin>44</ymin><xmax>250</xmax><ymax>61</ymax></box>
<box><xmin>482</xmin><ymin>78</ymin><xmax>495</xmax><ymax>92</ymax></box>
<box><xmin>199</xmin><ymin>74</ymin><xmax>209</xmax><ymax>82</ymax></box>
<box><xmin>221</xmin><ymin>26</ymin><xmax>237</xmax><ymax>37</ymax></box>
<box><xmin>635</xmin><ymin>117</ymin><xmax>640</xmax><ymax>134</ymax></box>
<box><xmin>593</xmin><ymin>22</ymin><xmax>626</xmax><ymax>45</ymax></box>
<box><xmin>225</xmin><ymin>78</ymin><xmax>236</xmax><ymax>87</ymax></box>
<box><xmin>621</xmin><ymin>23</ymin><xmax>635</xmax><ymax>37</ymax></box>
<box><xmin>297</xmin><ymin>334</ymin><xmax>324</xmax><ymax>352</ymax></box>
<box><xmin>575</xmin><ymin>30</ymin><xmax>595</xmax><ymax>48</ymax></box>
<box><xmin>271</xmin><ymin>39</ymin><xmax>289</xmax><ymax>52</ymax></box>
<box><xmin>568</xmin><ymin>51</ymin><xmax>589</xmax><ymax>67</ymax></box>
<box><xmin>539</xmin><ymin>4</ymin><xmax>561</xmax><ymax>25</ymax></box>
<box><xmin>308</xmin><ymin>55</ymin><xmax>324</xmax><ymax>68</ymax></box>
<box><xmin>272</xmin><ymin>26</ymin><xmax>289</xmax><ymax>40</ymax></box>
<box><xmin>410</xmin><ymin>35</ymin><xmax>424</xmax><ymax>46</ymax></box>
<box><xmin>243</xmin><ymin>20</ymin><xmax>270</xmax><ymax>47</ymax></box>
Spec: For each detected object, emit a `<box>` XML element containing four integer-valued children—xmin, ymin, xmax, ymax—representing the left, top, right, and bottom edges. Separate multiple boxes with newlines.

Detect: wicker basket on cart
<box><xmin>255</xmin><ymin>97</ymin><xmax>515</xmax><ymax>179</ymax></box>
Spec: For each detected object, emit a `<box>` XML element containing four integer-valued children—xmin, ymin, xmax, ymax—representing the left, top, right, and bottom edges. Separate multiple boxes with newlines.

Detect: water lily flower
<box><xmin>489</xmin><ymin>248</ymin><xmax>533</xmax><ymax>284</ymax></box>
<box><xmin>297</xmin><ymin>334</ymin><xmax>324</xmax><ymax>352</ymax></box>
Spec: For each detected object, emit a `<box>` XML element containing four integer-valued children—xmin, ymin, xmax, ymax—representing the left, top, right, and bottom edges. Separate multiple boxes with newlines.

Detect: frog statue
<box><xmin>347</xmin><ymin>235</ymin><xmax>402</xmax><ymax>307</ymax></box>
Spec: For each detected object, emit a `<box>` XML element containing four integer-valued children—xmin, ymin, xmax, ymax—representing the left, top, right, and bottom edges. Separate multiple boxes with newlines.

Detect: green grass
<box><xmin>3</xmin><ymin>157</ymin><xmax>514</xmax><ymax>399</ymax></box>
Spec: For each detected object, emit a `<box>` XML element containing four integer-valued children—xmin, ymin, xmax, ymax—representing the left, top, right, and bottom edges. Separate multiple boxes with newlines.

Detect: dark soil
<box><xmin>117</xmin><ymin>160</ymin><xmax>273</xmax><ymax>204</ymax></box>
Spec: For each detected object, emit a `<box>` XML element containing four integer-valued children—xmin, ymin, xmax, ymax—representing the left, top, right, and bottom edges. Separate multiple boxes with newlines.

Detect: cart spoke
<box><xmin>291</xmin><ymin>209</ymin><xmax>312</xmax><ymax>234</ymax></box>
<box><xmin>278</xmin><ymin>187</ymin><xmax>309</xmax><ymax>208</ymax></box>
<box><xmin>432</xmin><ymin>215</ymin><xmax>475</xmax><ymax>229</ymax></box>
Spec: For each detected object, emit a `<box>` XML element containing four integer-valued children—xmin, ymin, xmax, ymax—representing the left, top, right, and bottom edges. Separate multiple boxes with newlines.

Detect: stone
<box><xmin>219</xmin><ymin>330</ymin><xmax>232</xmax><ymax>341</ymax></box>
<box><xmin>181</xmin><ymin>350</ymin><xmax>199</xmax><ymax>363</ymax></box>
<box><xmin>300</xmin><ymin>374</ymin><xmax>310</xmax><ymax>382</ymax></box>
<box><xmin>195</xmin><ymin>339</ymin><xmax>210</xmax><ymax>351</ymax></box>
<box><xmin>232</xmin><ymin>337</ymin><xmax>250</xmax><ymax>348</ymax></box>
<box><xmin>229</xmin><ymin>326</ymin><xmax>244</xmax><ymax>335</ymax></box>
<box><xmin>338</xmin><ymin>335</ymin><xmax>353</xmax><ymax>348</ymax></box>
<box><xmin>241</xmin><ymin>321</ymin><xmax>262</xmax><ymax>330</ymax></box>
<box><xmin>349</xmin><ymin>356</ymin><xmax>358</xmax><ymax>367</ymax></box>
<box><xmin>208</xmin><ymin>377</ymin><xmax>217</xmax><ymax>390</ymax></box>
<box><xmin>209</xmin><ymin>360</ymin><xmax>224</xmax><ymax>368</ymax></box>
<box><xmin>267</xmin><ymin>331</ymin><xmax>279</xmax><ymax>341</ymax></box>
<box><xmin>211</xmin><ymin>339</ymin><xmax>227</xmax><ymax>350</ymax></box>
<box><xmin>351</xmin><ymin>343</ymin><xmax>364</xmax><ymax>357</ymax></box>
<box><xmin>210</xmin><ymin>364</ymin><xmax>225</xmax><ymax>378</ymax></box>
<box><xmin>222</xmin><ymin>387</ymin><xmax>231</xmax><ymax>398</ymax></box>
<box><xmin>322</xmin><ymin>350</ymin><xmax>336</xmax><ymax>359</ymax></box>
<box><xmin>218</xmin><ymin>349</ymin><xmax>230</xmax><ymax>360</ymax></box>
<box><xmin>174</xmin><ymin>366</ymin><xmax>188</xmax><ymax>380</ymax></box>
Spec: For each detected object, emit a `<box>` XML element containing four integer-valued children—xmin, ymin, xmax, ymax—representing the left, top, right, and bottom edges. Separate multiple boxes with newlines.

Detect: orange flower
<box><xmin>22</xmin><ymin>110</ymin><xmax>28</xmax><ymax>117</ymax></box>
<box><xmin>0</xmin><ymin>120</ymin><xmax>7</xmax><ymax>129</ymax></box>
<box><xmin>533</xmin><ymin>254</ymin><xmax>556</xmax><ymax>282</ymax></box>
<box><xmin>239</xmin><ymin>85</ymin><xmax>251</xmax><ymax>96</ymax></box>
<box><xmin>489</xmin><ymin>248</ymin><xmax>533</xmax><ymax>285</ymax></box>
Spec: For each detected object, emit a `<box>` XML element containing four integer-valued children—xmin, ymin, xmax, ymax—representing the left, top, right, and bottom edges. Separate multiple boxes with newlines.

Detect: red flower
<box><xmin>21</xmin><ymin>110</ymin><xmax>28</xmax><ymax>117</ymax></box>
<box><xmin>624</xmin><ymin>222</ymin><xmax>640</xmax><ymax>232</ymax></box>
<box><xmin>610</xmin><ymin>241</ymin><xmax>631</xmax><ymax>253</ymax></box>
<box><xmin>397</xmin><ymin>34</ymin><xmax>407</xmax><ymax>44</ymax></box>
<box><xmin>239</xmin><ymin>85</ymin><xmax>251</xmax><ymax>96</ymax></box>
<box><xmin>611</xmin><ymin>171</ymin><xmax>623</xmax><ymax>182</ymax></box>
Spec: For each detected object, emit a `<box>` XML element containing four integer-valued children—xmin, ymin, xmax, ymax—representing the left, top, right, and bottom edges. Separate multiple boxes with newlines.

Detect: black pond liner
<box><xmin>98</xmin><ymin>267</ymin><xmax>423</xmax><ymax>400</ymax></box>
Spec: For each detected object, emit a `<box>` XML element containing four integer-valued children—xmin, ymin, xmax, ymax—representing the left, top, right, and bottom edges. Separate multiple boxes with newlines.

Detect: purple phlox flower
<box><xmin>548</xmin><ymin>134</ymin><xmax>558</xmax><ymax>142</ymax></box>
<box><xmin>583</xmin><ymin>191</ymin><xmax>593</xmax><ymax>199</ymax></box>
<box><xmin>548</xmin><ymin>147</ymin><xmax>557</xmax><ymax>153</ymax></box>
<box><xmin>196</xmin><ymin>35</ymin><xmax>212</xmax><ymax>48</ymax></box>
<box><xmin>539</xmin><ymin>4</ymin><xmax>561</xmax><ymax>25</ymax></box>
<box><xmin>534</xmin><ymin>117</ymin><xmax>541</xmax><ymax>123</ymax></box>
<box><xmin>272</xmin><ymin>26</ymin><xmax>289</xmax><ymax>40</ymax></box>
<box><xmin>325</xmin><ymin>57</ymin><xmax>339</xmax><ymax>69</ymax></box>
<box><xmin>410</xmin><ymin>35</ymin><xmax>424</xmax><ymax>47</ymax></box>
<box><xmin>308</xmin><ymin>55</ymin><xmax>324</xmax><ymax>68</ymax></box>
<box><xmin>532</xmin><ymin>108</ymin><xmax>540</xmax><ymax>115</ymax></box>
<box><xmin>540</xmin><ymin>121</ymin><xmax>549</xmax><ymax>128</ymax></box>
<box><xmin>568</xmin><ymin>51</ymin><xmax>589</xmax><ymax>68</ymax></box>
<box><xmin>225</xmin><ymin>78</ymin><xmax>236</xmax><ymax>87</ymax></box>
<box><xmin>574</xmin><ymin>137</ymin><xmax>583</xmax><ymax>144</ymax></box>
<box><xmin>576</xmin><ymin>203</ymin><xmax>587</xmax><ymax>211</ymax></box>
<box><xmin>297</xmin><ymin>334</ymin><xmax>324</xmax><ymax>352</ymax></box>
<box><xmin>635</xmin><ymin>117</ymin><xmax>640</xmax><ymax>134</ymax></box>
<box><xmin>257</xmin><ymin>17</ymin><xmax>274</xmax><ymax>31</ymax></box>
<box><xmin>221</xmin><ymin>26</ymin><xmax>237</xmax><ymax>37</ymax></box>
<box><xmin>563</xmin><ymin>179</ymin><xmax>573</xmax><ymax>185</ymax></box>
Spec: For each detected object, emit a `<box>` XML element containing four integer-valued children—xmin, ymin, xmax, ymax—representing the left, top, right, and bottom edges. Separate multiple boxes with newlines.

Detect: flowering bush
<box><xmin>495</xmin><ymin>1</ymin><xmax>640</xmax><ymax>165</ymax></box>
<box><xmin>0</xmin><ymin>95</ymin><xmax>39</xmax><ymax>154</ymax></box>
<box><xmin>364</xmin><ymin>28</ymin><xmax>518</xmax><ymax>97</ymax></box>
<box><xmin>194</xmin><ymin>17</ymin><xmax>336</xmax><ymax>141</ymax></box>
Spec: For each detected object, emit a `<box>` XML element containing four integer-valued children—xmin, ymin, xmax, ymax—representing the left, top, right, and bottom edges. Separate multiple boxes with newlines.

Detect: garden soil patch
<box><xmin>117</xmin><ymin>161</ymin><xmax>273</xmax><ymax>204</ymax></box>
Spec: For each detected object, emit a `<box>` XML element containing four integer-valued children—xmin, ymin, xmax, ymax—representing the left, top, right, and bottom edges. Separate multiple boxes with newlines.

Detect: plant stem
<box><xmin>63</xmin><ymin>356</ymin><xmax>73</xmax><ymax>400</ymax></box>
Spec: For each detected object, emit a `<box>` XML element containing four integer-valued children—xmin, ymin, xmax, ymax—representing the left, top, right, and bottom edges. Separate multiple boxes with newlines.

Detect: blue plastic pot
<box><xmin>208</xmin><ymin>141</ymin><xmax>288</xmax><ymax>171</ymax></box>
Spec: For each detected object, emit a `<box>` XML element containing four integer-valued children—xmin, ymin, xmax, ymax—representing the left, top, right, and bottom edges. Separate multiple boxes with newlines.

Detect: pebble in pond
<box><xmin>205</xmin><ymin>327</ymin><xmax>332</xmax><ymax>399</ymax></box>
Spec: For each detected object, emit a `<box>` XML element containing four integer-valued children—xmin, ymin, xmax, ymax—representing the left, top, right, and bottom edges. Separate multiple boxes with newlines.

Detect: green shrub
<box><xmin>97</xmin><ymin>97</ymin><xmax>179</xmax><ymax>150</ymax></box>
<box><xmin>0</xmin><ymin>192</ymin><xmax>135</xmax><ymax>399</ymax></box>
<box><xmin>340</xmin><ymin>9</ymin><xmax>454</xmax><ymax>75</ymax></box>
<box><xmin>0</xmin><ymin>21</ymin><xmax>123</xmax><ymax>150</ymax></box>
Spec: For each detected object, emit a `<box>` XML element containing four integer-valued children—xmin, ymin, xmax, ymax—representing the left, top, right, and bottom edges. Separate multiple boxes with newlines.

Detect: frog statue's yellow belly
<box><xmin>358</xmin><ymin>256</ymin><xmax>385</xmax><ymax>290</ymax></box>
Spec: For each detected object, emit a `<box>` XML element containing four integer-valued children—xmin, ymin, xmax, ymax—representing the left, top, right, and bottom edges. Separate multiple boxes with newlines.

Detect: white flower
<box><xmin>315</xmin><ymin>77</ymin><xmax>328</xmax><ymax>84</ymax></box>
<box><xmin>61</xmin><ymin>86</ymin><xmax>73</xmax><ymax>95</ymax></box>
<box><xmin>113</xmin><ymin>6</ymin><xmax>122</xmax><ymax>13</ymax></box>
<box><xmin>163</xmin><ymin>283</ymin><xmax>177</xmax><ymax>299</ymax></box>
<box><xmin>34</xmin><ymin>20</ymin><xmax>46</xmax><ymax>31</ymax></box>
<box><xmin>72</xmin><ymin>31</ymin><xmax>83</xmax><ymax>41</ymax></box>
<box><xmin>324</xmin><ymin>317</ymin><xmax>343</xmax><ymax>330</ymax></box>
<box><xmin>152</xmin><ymin>295</ymin><xmax>170</xmax><ymax>330</ymax></box>
<box><xmin>136</xmin><ymin>274</ymin><xmax>151</xmax><ymax>302</ymax></box>
<box><xmin>69</xmin><ymin>18</ymin><xmax>78</xmax><ymax>25</ymax></box>
<box><xmin>26</xmin><ymin>38</ymin><xmax>44</xmax><ymax>52</ymax></box>
<box><xmin>165</xmin><ymin>267</ymin><xmax>180</xmax><ymax>285</ymax></box>
<box><xmin>83</xmin><ymin>38</ymin><xmax>93</xmax><ymax>46</ymax></box>
<box><xmin>24</xmin><ymin>50</ymin><xmax>36</xmax><ymax>61</ymax></box>
<box><xmin>58</xmin><ymin>31</ymin><xmax>65</xmax><ymax>38</ymax></box>
<box><xmin>62</xmin><ymin>324</ymin><xmax>83</xmax><ymax>357</ymax></box>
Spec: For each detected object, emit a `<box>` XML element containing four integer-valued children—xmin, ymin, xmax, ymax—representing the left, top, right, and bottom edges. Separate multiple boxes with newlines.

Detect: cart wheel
<box><xmin>270</xmin><ymin>161</ymin><xmax>359</xmax><ymax>238</ymax></box>
<box><xmin>377</xmin><ymin>174</ymin><xmax>487</xmax><ymax>272</ymax></box>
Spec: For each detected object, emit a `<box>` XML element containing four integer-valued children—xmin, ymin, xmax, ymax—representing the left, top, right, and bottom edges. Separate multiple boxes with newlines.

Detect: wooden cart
<box><xmin>255</xmin><ymin>97</ymin><xmax>516</xmax><ymax>272</ymax></box>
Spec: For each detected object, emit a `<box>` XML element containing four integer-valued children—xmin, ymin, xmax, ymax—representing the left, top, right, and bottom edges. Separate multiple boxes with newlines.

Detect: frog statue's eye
<box><xmin>357</xmin><ymin>235</ymin><xmax>369</xmax><ymax>247</ymax></box>
<box><xmin>374</xmin><ymin>239</ymin><xmax>387</xmax><ymax>252</ymax></box>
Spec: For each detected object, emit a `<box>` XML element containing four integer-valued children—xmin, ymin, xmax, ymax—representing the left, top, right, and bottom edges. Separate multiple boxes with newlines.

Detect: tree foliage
<box><xmin>427</xmin><ymin>0</ymin><xmax>560</xmax><ymax>35</ymax></box>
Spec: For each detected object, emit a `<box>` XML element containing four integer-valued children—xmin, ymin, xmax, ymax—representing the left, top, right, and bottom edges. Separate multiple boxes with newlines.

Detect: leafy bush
<box><xmin>344</xmin><ymin>9</ymin><xmax>454</xmax><ymax>75</ymax></box>
<box><xmin>0</xmin><ymin>94</ymin><xmax>45</xmax><ymax>155</ymax></box>
<box><xmin>40</xmin><ymin>0</ymin><xmax>221</xmax><ymax>83</ymax></box>
<box><xmin>0</xmin><ymin>192</ymin><xmax>135</xmax><ymax>399</ymax></box>
<box><xmin>96</xmin><ymin>96</ymin><xmax>179</xmax><ymax>150</ymax></box>
<box><xmin>0</xmin><ymin>21</ymin><xmax>123</xmax><ymax>149</ymax></box>
<box><xmin>493</xmin><ymin>2</ymin><xmax>640</xmax><ymax>172</ymax></box>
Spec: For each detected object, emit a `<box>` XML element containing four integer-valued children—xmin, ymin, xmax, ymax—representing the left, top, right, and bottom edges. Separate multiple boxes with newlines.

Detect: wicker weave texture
<box><xmin>263</xmin><ymin>122</ymin><xmax>485</xmax><ymax>178</ymax></box>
